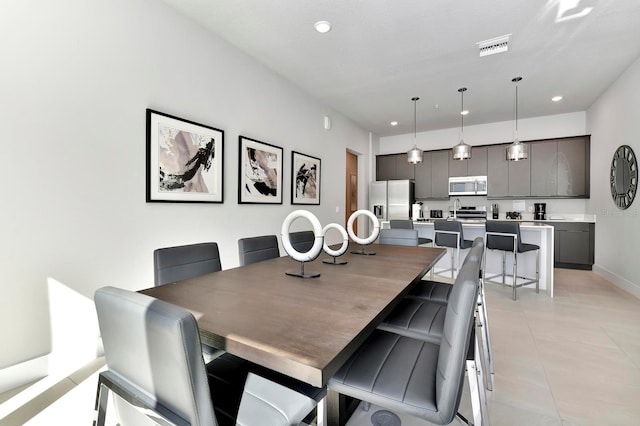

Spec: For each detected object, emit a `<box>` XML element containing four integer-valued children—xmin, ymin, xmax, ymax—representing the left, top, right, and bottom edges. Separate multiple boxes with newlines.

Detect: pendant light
<box><xmin>506</xmin><ymin>76</ymin><xmax>528</xmax><ymax>161</ymax></box>
<box><xmin>407</xmin><ymin>97</ymin><xmax>423</xmax><ymax>164</ymax></box>
<box><xmin>452</xmin><ymin>87</ymin><xmax>472</xmax><ymax>160</ymax></box>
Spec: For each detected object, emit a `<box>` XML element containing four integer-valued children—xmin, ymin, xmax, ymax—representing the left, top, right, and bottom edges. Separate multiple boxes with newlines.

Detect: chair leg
<box><xmin>512</xmin><ymin>251</ymin><xmax>518</xmax><ymax>301</ymax></box>
<box><xmin>317</xmin><ymin>396</ymin><xmax>327</xmax><ymax>426</ymax></box>
<box><xmin>536</xmin><ymin>250</ymin><xmax>540</xmax><ymax>293</ymax></box>
<box><xmin>93</xmin><ymin>380</ymin><xmax>109</xmax><ymax>426</ymax></box>
<box><xmin>466</xmin><ymin>336</ymin><xmax>488</xmax><ymax>426</ymax></box>
<box><xmin>477</xmin><ymin>291</ymin><xmax>494</xmax><ymax>389</ymax></box>
<box><xmin>501</xmin><ymin>251</ymin><xmax>506</xmax><ymax>285</ymax></box>
<box><xmin>450</xmin><ymin>248</ymin><xmax>455</xmax><ymax>279</ymax></box>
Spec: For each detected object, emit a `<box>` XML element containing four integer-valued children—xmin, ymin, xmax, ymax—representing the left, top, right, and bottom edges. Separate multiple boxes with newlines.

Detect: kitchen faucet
<box><xmin>453</xmin><ymin>198</ymin><xmax>461</xmax><ymax>220</ymax></box>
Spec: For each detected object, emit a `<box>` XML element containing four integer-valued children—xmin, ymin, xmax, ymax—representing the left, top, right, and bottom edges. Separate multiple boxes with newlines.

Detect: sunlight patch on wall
<box><xmin>47</xmin><ymin>277</ymin><xmax>101</xmax><ymax>378</ymax></box>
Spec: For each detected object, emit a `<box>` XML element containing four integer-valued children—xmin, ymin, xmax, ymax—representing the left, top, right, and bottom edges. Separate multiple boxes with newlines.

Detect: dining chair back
<box><xmin>289</xmin><ymin>230</ymin><xmax>316</xmax><ymax>253</ymax></box>
<box><xmin>94</xmin><ymin>286</ymin><xmax>217</xmax><ymax>426</ymax></box>
<box><xmin>328</xmin><ymin>251</ymin><xmax>481</xmax><ymax>425</ymax></box>
<box><xmin>378</xmin><ymin>228</ymin><xmax>419</xmax><ymax>246</ymax></box>
<box><xmin>154</xmin><ymin>242</ymin><xmax>222</xmax><ymax>286</ymax></box>
<box><xmin>390</xmin><ymin>219</ymin><xmax>432</xmax><ymax>246</ymax></box>
<box><xmin>238</xmin><ymin>235</ymin><xmax>280</xmax><ymax>266</ymax></box>
<box><xmin>94</xmin><ymin>286</ymin><xmax>318</xmax><ymax>426</ymax></box>
<box><xmin>389</xmin><ymin>219</ymin><xmax>413</xmax><ymax>229</ymax></box>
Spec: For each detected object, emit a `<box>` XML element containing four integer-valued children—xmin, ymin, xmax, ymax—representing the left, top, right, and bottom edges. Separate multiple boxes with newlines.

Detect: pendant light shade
<box><xmin>452</xmin><ymin>87</ymin><xmax>472</xmax><ymax>160</ymax></box>
<box><xmin>506</xmin><ymin>76</ymin><xmax>528</xmax><ymax>161</ymax></box>
<box><xmin>407</xmin><ymin>97</ymin><xmax>423</xmax><ymax>164</ymax></box>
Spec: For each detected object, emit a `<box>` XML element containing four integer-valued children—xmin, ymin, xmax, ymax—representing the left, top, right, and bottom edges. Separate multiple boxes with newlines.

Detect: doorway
<box><xmin>346</xmin><ymin>151</ymin><xmax>358</xmax><ymax>235</ymax></box>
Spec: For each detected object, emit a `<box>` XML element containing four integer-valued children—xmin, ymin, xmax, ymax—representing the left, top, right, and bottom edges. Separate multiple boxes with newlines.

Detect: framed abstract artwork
<box><xmin>291</xmin><ymin>151</ymin><xmax>321</xmax><ymax>205</ymax></box>
<box><xmin>146</xmin><ymin>109</ymin><xmax>224</xmax><ymax>203</ymax></box>
<box><xmin>238</xmin><ymin>135</ymin><xmax>283</xmax><ymax>204</ymax></box>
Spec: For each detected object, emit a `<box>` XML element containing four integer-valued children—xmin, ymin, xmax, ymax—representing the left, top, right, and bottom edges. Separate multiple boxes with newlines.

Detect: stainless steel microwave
<box><xmin>448</xmin><ymin>176</ymin><xmax>488</xmax><ymax>196</ymax></box>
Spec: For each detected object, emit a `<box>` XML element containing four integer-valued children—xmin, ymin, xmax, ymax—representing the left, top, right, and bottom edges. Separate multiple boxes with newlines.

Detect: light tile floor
<box><xmin>2</xmin><ymin>268</ymin><xmax>640</xmax><ymax>425</ymax></box>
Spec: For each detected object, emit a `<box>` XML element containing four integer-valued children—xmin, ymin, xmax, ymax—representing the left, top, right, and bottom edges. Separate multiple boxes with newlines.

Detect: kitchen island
<box><xmin>381</xmin><ymin>220</ymin><xmax>555</xmax><ymax>297</ymax></box>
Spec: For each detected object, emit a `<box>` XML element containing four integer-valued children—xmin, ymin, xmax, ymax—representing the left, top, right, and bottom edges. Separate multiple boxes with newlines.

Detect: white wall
<box><xmin>587</xmin><ymin>56</ymin><xmax>640</xmax><ymax>297</ymax></box>
<box><xmin>0</xmin><ymin>0</ymin><xmax>371</xmax><ymax>386</ymax></box>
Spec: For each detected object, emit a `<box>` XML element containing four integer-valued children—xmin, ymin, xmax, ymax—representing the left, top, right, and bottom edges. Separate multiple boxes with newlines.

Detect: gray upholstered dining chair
<box><xmin>288</xmin><ymin>230</ymin><xmax>315</xmax><ymax>252</ymax></box>
<box><xmin>378</xmin><ymin>238</ymin><xmax>494</xmax><ymax>391</ymax></box>
<box><xmin>154</xmin><ymin>242</ymin><xmax>222</xmax><ymax>286</ymax></box>
<box><xmin>238</xmin><ymin>235</ymin><xmax>280</xmax><ymax>266</ymax></box>
<box><xmin>378</xmin><ymin>228</ymin><xmax>419</xmax><ymax>246</ymax></box>
<box><xmin>329</xmin><ymin>250</ymin><xmax>487</xmax><ymax>425</ymax></box>
<box><xmin>389</xmin><ymin>219</ymin><xmax>433</xmax><ymax>246</ymax></box>
<box><xmin>94</xmin><ymin>286</ymin><xmax>318</xmax><ymax>426</ymax></box>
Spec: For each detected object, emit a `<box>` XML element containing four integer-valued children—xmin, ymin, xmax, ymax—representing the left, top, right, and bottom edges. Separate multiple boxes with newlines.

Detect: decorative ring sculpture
<box><xmin>322</xmin><ymin>223</ymin><xmax>349</xmax><ymax>265</ymax></box>
<box><xmin>347</xmin><ymin>209</ymin><xmax>380</xmax><ymax>255</ymax></box>
<box><xmin>281</xmin><ymin>210</ymin><xmax>324</xmax><ymax>277</ymax></box>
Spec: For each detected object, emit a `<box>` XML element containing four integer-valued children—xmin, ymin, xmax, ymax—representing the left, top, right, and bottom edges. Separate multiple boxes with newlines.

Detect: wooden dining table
<box><xmin>140</xmin><ymin>243</ymin><xmax>445</xmax><ymax>425</ymax></box>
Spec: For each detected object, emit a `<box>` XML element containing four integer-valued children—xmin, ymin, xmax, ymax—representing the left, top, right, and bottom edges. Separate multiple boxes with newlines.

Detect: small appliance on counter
<box><xmin>534</xmin><ymin>203</ymin><xmax>547</xmax><ymax>220</ymax></box>
<box><xmin>430</xmin><ymin>209</ymin><xmax>443</xmax><ymax>219</ymax></box>
<box><xmin>491</xmin><ymin>203</ymin><xmax>499</xmax><ymax>219</ymax></box>
<box><xmin>505</xmin><ymin>211</ymin><xmax>522</xmax><ymax>220</ymax></box>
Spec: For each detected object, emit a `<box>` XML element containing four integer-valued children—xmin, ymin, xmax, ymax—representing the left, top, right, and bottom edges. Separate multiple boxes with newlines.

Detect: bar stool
<box><xmin>432</xmin><ymin>219</ymin><xmax>473</xmax><ymax>279</ymax></box>
<box><xmin>484</xmin><ymin>221</ymin><xmax>539</xmax><ymax>301</ymax></box>
<box><xmin>389</xmin><ymin>219</ymin><xmax>432</xmax><ymax>246</ymax></box>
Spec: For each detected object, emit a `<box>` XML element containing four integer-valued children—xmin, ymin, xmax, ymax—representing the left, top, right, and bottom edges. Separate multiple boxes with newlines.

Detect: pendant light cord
<box><xmin>512</xmin><ymin>77</ymin><xmax>522</xmax><ymax>143</ymax></box>
<box><xmin>413</xmin><ymin>97</ymin><xmax>418</xmax><ymax>141</ymax></box>
<box><xmin>460</xmin><ymin>89</ymin><xmax>464</xmax><ymax>140</ymax></box>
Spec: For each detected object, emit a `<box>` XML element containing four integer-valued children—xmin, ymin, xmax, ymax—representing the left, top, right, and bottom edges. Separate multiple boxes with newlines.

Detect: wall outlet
<box><xmin>528</xmin><ymin>205</ymin><xmax>534</xmax><ymax>212</ymax></box>
<box><xmin>335</xmin><ymin>206</ymin><xmax>340</xmax><ymax>213</ymax></box>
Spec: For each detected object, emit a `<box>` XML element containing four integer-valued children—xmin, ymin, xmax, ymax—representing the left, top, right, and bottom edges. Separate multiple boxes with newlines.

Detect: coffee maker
<box><xmin>491</xmin><ymin>203</ymin><xmax>499</xmax><ymax>219</ymax></box>
<box><xmin>534</xmin><ymin>203</ymin><xmax>546</xmax><ymax>220</ymax></box>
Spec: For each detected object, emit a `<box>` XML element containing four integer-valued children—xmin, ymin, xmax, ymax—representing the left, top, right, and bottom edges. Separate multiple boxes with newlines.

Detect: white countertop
<box><xmin>410</xmin><ymin>213</ymin><xmax>596</xmax><ymax>224</ymax></box>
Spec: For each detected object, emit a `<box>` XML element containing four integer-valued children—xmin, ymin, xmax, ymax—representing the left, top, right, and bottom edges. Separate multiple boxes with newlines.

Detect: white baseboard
<box><xmin>592</xmin><ymin>264</ymin><xmax>640</xmax><ymax>299</ymax></box>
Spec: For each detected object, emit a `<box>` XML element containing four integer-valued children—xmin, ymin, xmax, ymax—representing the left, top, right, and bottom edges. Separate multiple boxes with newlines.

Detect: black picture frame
<box><xmin>146</xmin><ymin>109</ymin><xmax>224</xmax><ymax>203</ymax></box>
<box><xmin>238</xmin><ymin>135</ymin><xmax>283</xmax><ymax>204</ymax></box>
<box><xmin>291</xmin><ymin>151</ymin><xmax>321</xmax><ymax>205</ymax></box>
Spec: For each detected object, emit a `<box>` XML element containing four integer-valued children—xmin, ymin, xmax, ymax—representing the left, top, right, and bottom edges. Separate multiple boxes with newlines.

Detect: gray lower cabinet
<box><xmin>551</xmin><ymin>222</ymin><xmax>595</xmax><ymax>269</ymax></box>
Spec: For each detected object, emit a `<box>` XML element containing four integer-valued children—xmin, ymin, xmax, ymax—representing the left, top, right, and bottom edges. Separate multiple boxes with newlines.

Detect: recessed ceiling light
<box><xmin>552</xmin><ymin>95</ymin><xmax>563</xmax><ymax>102</ymax></box>
<box><xmin>390</xmin><ymin>121</ymin><xmax>398</xmax><ymax>126</ymax></box>
<box><xmin>460</xmin><ymin>110</ymin><xmax>469</xmax><ymax>116</ymax></box>
<box><xmin>314</xmin><ymin>21</ymin><xmax>332</xmax><ymax>33</ymax></box>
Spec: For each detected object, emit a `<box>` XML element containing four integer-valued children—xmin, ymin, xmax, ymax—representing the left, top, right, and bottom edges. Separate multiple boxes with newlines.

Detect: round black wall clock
<box><xmin>610</xmin><ymin>145</ymin><xmax>637</xmax><ymax>210</ymax></box>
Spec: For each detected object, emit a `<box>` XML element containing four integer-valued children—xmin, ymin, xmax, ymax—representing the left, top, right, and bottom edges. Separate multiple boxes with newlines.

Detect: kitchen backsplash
<box><xmin>414</xmin><ymin>196</ymin><xmax>589</xmax><ymax>220</ymax></box>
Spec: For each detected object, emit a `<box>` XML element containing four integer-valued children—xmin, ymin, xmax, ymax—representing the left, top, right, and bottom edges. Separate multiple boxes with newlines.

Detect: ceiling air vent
<box><xmin>477</xmin><ymin>34</ymin><xmax>511</xmax><ymax>57</ymax></box>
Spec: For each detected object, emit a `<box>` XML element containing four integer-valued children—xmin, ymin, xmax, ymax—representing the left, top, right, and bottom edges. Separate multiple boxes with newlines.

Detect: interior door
<box><xmin>346</xmin><ymin>151</ymin><xmax>358</xmax><ymax>235</ymax></box>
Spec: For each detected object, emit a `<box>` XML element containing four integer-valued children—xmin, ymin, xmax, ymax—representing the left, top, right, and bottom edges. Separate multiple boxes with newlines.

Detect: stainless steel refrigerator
<box><xmin>369</xmin><ymin>180</ymin><xmax>415</xmax><ymax>221</ymax></box>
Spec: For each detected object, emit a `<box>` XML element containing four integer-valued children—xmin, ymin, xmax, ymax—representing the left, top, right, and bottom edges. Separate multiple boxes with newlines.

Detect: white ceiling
<box><xmin>160</xmin><ymin>0</ymin><xmax>640</xmax><ymax>137</ymax></box>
